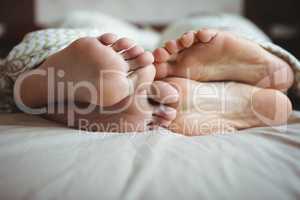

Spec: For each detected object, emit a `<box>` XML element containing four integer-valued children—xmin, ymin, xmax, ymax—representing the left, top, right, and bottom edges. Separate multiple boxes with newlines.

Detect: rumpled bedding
<box><xmin>0</xmin><ymin>113</ymin><xmax>299</xmax><ymax>200</ymax></box>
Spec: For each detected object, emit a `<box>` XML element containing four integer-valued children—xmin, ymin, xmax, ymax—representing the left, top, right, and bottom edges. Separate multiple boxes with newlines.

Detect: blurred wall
<box><xmin>36</xmin><ymin>0</ymin><xmax>243</xmax><ymax>25</ymax></box>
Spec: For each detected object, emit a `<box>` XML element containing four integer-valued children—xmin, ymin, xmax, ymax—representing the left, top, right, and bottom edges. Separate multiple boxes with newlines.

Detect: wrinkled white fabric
<box><xmin>0</xmin><ymin>113</ymin><xmax>300</xmax><ymax>200</ymax></box>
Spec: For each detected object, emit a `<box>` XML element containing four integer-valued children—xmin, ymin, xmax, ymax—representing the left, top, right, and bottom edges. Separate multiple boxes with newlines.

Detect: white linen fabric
<box><xmin>0</xmin><ymin>112</ymin><xmax>299</xmax><ymax>200</ymax></box>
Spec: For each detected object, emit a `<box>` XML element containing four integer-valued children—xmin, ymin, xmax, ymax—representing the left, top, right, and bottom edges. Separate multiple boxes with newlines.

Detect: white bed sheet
<box><xmin>0</xmin><ymin>113</ymin><xmax>300</xmax><ymax>200</ymax></box>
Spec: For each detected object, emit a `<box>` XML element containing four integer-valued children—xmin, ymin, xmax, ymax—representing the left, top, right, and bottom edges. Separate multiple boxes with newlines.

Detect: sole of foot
<box><xmin>153</xmin><ymin>29</ymin><xmax>294</xmax><ymax>91</ymax></box>
<box><xmin>19</xmin><ymin>33</ymin><xmax>156</xmax><ymax>109</ymax></box>
<box><xmin>46</xmin><ymin>80</ymin><xmax>180</xmax><ymax>132</ymax></box>
<box><xmin>164</xmin><ymin>78</ymin><xmax>292</xmax><ymax>136</ymax></box>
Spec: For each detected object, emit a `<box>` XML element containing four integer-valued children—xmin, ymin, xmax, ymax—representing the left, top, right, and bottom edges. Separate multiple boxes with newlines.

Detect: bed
<box><xmin>0</xmin><ymin>1</ymin><xmax>300</xmax><ymax>199</ymax></box>
<box><xmin>0</xmin><ymin>113</ymin><xmax>300</xmax><ymax>199</ymax></box>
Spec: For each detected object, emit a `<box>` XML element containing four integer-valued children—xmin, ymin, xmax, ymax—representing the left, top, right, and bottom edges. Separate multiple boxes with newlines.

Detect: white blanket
<box><xmin>0</xmin><ymin>113</ymin><xmax>300</xmax><ymax>200</ymax></box>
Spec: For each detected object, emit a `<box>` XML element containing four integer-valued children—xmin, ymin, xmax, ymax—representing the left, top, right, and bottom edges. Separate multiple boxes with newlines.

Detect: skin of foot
<box><xmin>45</xmin><ymin>80</ymin><xmax>180</xmax><ymax>132</ymax></box>
<box><xmin>153</xmin><ymin>29</ymin><xmax>294</xmax><ymax>91</ymax></box>
<box><xmin>14</xmin><ymin>33</ymin><xmax>181</xmax><ymax>132</ymax></box>
<box><xmin>14</xmin><ymin>31</ymin><xmax>294</xmax><ymax>134</ymax></box>
<box><xmin>164</xmin><ymin>78</ymin><xmax>293</xmax><ymax>136</ymax></box>
<box><xmin>15</xmin><ymin>33</ymin><xmax>156</xmax><ymax>109</ymax></box>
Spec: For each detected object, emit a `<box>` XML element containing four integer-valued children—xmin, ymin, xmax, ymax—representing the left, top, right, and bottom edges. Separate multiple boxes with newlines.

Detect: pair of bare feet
<box><xmin>17</xmin><ymin>29</ymin><xmax>294</xmax><ymax>135</ymax></box>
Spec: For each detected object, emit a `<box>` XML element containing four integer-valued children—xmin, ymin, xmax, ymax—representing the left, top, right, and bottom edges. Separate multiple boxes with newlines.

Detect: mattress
<box><xmin>0</xmin><ymin>112</ymin><xmax>300</xmax><ymax>200</ymax></box>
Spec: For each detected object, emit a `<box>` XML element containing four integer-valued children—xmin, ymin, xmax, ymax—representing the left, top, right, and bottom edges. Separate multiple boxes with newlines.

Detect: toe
<box><xmin>151</xmin><ymin>116</ymin><xmax>174</xmax><ymax>128</ymax></box>
<box><xmin>268</xmin><ymin>60</ymin><xmax>294</xmax><ymax>91</ymax></box>
<box><xmin>175</xmin><ymin>39</ymin><xmax>185</xmax><ymax>52</ymax></box>
<box><xmin>127</xmin><ymin>63</ymin><xmax>156</xmax><ymax>93</ymax></box>
<box><xmin>196</xmin><ymin>29</ymin><xmax>218</xmax><ymax>43</ymax></box>
<box><xmin>98</xmin><ymin>33</ymin><xmax>118</xmax><ymax>45</ymax></box>
<box><xmin>154</xmin><ymin>62</ymin><xmax>173</xmax><ymax>80</ymax></box>
<box><xmin>164</xmin><ymin>40</ymin><xmax>179</xmax><ymax>54</ymax></box>
<box><xmin>180</xmin><ymin>31</ymin><xmax>196</xmax><ymax>48</ymax></box>
<box><xmin>153</xmin><ymin>48</ymin><xmax>171</xmax><ymax>63</ymax></box>
<box><xmin>252</xmin><ymin>89</ymin><xmax>292</xmax><ymax>126</ymax></box>
<box><xmin>127</xmin><ymin>51</ymin><xmax>154</xmax><ymax>70</ymax></box>
<box><xmin>122</xmin><ymin>45</ymin><xmax>145</xmax><ymax>60</ymax></box>
<box><xmin>112</xmin><ymin>37</ymin><xmax>135</xmax><ymax>52</ymax></box>
<box><xmin>148</xmin><ymin>81</ymin><xmax>179</xmax><ymax>104</ymax></box>
<box><xmin>153</xmin><ymin>106</ymin><xmax>177</xmax><ymax>121</ymax></box>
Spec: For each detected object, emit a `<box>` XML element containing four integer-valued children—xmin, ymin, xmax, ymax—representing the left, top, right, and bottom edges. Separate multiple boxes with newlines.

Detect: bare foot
<box><xmin>153</xmin><ymin>29</ymin><xmax>294</xmax><ymax>91</ymax></box>
<box><xmin>16</xmin><ymin>33</ymin><xmax>155</xmax><ymax>109</ymax></box>
<box><xmin>45</xmin><ymin>81</ymin><xmax>179</xmax><ymax>132</ymax></box>
<box><xmin>164</xmin><ymin>78</ymin><xmax>292</xmax><ymax>136</ymax></box>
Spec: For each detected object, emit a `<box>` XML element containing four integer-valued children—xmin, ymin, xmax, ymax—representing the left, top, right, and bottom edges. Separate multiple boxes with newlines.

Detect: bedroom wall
<box><xmin>36</xmin><ymin>0</ymin><xmax>243</xmax><ymax>25</ymax></box>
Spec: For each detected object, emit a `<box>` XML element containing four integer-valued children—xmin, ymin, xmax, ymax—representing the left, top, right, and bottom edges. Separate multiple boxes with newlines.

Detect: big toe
<box><xmin>152</xmin><ymin>47</ymin><xmax>172</xmax><ymax>80</ymax></box>
<box><xmin>150</xmin><ymin>106</ymin><xmax>177</xmax><ymax>129</ymax></box>
<box><xmin>153</xmin><ymin>106</ymin><xmax>177</xmax><ymax>121</ymax></box>
<box><xmin>148</xmin><ymin>81</ymin><xmax>180</xmax><ymax>105</ymax></box>
<box><xmin>147</xmin><ymin>81</ymin><xmax>180</xmax><ymax>129</ymax></box>
<box><xmin>128</xmin><ymin>64</ymin><xmax>156</xmax><ymax>94</ymax></box>
<box><xmin>252</xmin><ymin>89</ymin><xmax>292</xmax><ymax>126</ymax></box>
